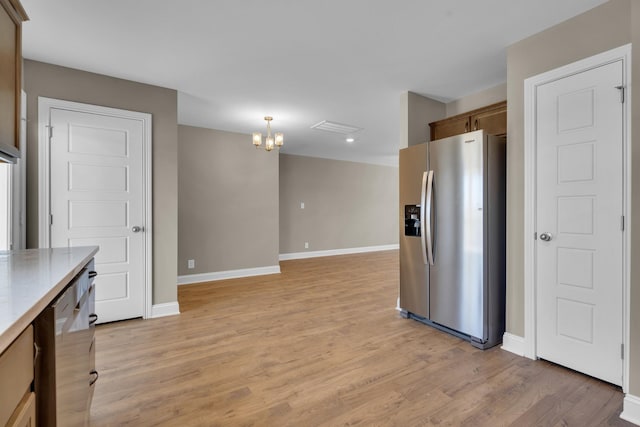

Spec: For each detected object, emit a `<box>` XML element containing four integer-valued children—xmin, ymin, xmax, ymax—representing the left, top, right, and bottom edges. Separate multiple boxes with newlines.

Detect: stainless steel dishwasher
<box><xmin>34</xmin><ymin>259</ymin><xmax>98</xmax><ymax>427</ymax></box>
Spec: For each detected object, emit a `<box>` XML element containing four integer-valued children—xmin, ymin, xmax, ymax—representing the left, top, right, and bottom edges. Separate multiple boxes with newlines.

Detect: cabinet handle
<box><xmin>89</xmin><ymin>313</ymin><xmax>98</xmax><ymax>325</ymax></box>
<box><xmin>88</xmin><ymin>271</ymin><xmax>98</xmax><ymax>278</ymax></box>
<box><xmin>90</xmin><ymin>370</ymin><xmax>99</xmax><ymax>386</ymax></box>
<box><xmin>33</xmin><ymin>341</ymin><xmax>41</xmax><ymax>366</ymax></box>
<box><xmin>474</xmin><ymin>119</ymin><xmax>478</xmax><ymax>130</ymax></box>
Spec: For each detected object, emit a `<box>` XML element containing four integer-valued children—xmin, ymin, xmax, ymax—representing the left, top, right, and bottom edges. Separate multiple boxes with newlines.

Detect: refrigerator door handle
<box><xmin>425</xmin><ymin>170</ymin><xmax>435</xmax><ymax>265</ymax></box>
<box><xmin>420</xmin><ymin>171</ymin><xmax>429</xmax><ymax>265</ymax></box>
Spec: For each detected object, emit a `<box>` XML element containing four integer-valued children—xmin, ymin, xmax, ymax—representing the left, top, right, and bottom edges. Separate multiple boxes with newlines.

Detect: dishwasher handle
<box><xmin>89</xmin><ymin>370</ymin><xmax>99</xmax><ymax>386</ymax></box>
<box><xmin>89</xmin><ymin>313</ymin><xmax>98</xmax><ymax>325</ymax></box>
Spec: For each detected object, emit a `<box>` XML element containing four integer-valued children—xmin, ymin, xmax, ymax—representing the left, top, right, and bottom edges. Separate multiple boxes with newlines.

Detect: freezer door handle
<box><xmin>425</xmin><ymin>170</ymin><xmax>435</xmax><ymax>265</ymax></box>
<box><xmin>420</xmin><ymin>171</ymin><xmax>428</xmax><ymax>265</ymax></box>
<box><xmin>424</xmin><ymin>170</ymin><xmax>435</xmax><ymax>265</ymax></box>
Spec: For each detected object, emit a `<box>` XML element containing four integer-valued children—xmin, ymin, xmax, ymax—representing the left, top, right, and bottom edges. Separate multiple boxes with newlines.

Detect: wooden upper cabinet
<box><xmin>429</xmin><ymin>115</ymin><xmax>469</xmax><ymax>141</ymax></box>
<box><xmin>429</xmin><ymin>101</ymin><xmax>506</xmax><ymax>141</ymax></box>
<box><xmin>471</xmin><ymin>102</ymin><xmax>507</xmax><ymax>136</ymax></box>
<box><xmin>0</xmin><ymin>0</ymin><xmax>28</xmax><ymax>163</ymax></box>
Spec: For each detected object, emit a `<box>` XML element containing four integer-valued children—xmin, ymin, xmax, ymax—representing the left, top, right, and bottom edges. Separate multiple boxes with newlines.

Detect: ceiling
<box><xmin>21</xmin><ymin>0</ymin><xmax>606</xmax><ymax>166</ymax></box>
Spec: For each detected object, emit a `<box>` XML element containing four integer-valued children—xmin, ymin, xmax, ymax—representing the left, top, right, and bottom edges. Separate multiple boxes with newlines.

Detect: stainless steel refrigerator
<box><xmin>399</xmin><ymin>130</ymin><xmax>506</xmax><ymax>349</ymax></box>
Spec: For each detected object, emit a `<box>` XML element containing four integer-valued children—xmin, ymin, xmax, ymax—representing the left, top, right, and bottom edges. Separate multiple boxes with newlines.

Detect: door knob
<box><xmin>132</xmin><ymin>226</ymin><xmax>144</xmax><ymax>233</ymax></box>
<box><xmin>540</xmin><ymin>232</ymin><xmax>553</xmax><ymax>242</ymax></box>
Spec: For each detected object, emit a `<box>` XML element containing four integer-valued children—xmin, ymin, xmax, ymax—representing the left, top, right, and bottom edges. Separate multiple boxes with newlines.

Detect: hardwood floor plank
<box><xmin>89</xmin><ymin>251</ymin><xmax>632</xmax><ymax>426</ymax></box>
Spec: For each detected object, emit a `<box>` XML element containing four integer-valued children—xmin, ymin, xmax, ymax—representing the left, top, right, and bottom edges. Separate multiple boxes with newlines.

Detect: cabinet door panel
<box><xmin>471</xmin><ymin>104</ymin><xmax>507</xmax><ymax>136</ymax></box>
<box><xmin>7</xmin><ymin>392</ymin><xmax>36</xmax><ymax>427</ymax></box>
<box><xmin>0</xmin><ymin>0</ymin><xmax>27</xmax><ymax>160</ymax></box>
<box><xmin>0</xmin><ymin>4</ymin><xmax>17</xmax><ymax>152</ymax></box>
<box><xmin>430</xmin><ymin>116</ymin><xmax>469</xmax><ymax>141</ymax></box>
<box><xmin>0</xmin><ymin>326</ymin><xmax>33</xmax><ymax>427</ymax></box>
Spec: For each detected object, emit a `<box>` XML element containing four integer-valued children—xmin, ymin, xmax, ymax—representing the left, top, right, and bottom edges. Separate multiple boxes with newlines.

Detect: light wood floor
<box><xmin>90</xmin><ymin>250</ymin><xmax>631</xmax><ymax>426</ymax></box>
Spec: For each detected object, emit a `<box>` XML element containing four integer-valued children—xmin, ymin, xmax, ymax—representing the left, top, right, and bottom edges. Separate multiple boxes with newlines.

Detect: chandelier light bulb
<box><xmin>252</xmin><ymin>132</ymin><xmax>262</xmax><ymax>147</ymax></box>
<box><xmin>265</xmin><ymin>136</ymin><xmax>275</xmax><ymax>151</ymax></box>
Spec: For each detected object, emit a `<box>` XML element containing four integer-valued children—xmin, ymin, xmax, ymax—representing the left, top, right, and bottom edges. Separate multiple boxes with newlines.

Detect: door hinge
<box><xmin>534</xmin><ymin>232</ymin><xmax>538</xmax><ymax>240</ymax></box>
<box><xmin>621</xmin><ymin>215</ymin><xmax>625</xmax><ymax>231</ymax></box>
<box><xmin>621</xmin><ymin>343</ymin><xmax>625</xmax><ymax>359</ymax></box>
<box><xmin>50</xmin><ymin>214</ymin><xmax>53</xmax><ymax>225</ymax></box>
<box><xmin>48</xmin><ymin>125</ymin><xmax>53</xmax><ymax>140</ymax></box>
<box><xmin>615</xmin><ymin>85</ymin><xmax>625</xmax><ymax>103</ymax></box>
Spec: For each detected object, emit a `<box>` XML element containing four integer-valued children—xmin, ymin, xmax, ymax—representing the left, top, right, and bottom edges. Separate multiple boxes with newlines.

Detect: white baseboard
<box><xmin>279</xmin><ymin>244</ymin><xmax>399</xmax><ymax>261</ymax></box>
<box><xmin>621</xmin><ymin>394</ymin><xmax>640</xmax><ymax>426</ymax></box>
<box><xmin>501</xmin><ymin>332</ymin><xmax>525</xmax><ymax>357</ymax></box>
<box><xmin>150</xmin><ymin>302</ymin><xmax>180</xmax><ymax>318</ymax></box>
<box><xmin>178</xmin><ymin>265</ymin><xmax>281</xmax><ymax>285</ymax></box>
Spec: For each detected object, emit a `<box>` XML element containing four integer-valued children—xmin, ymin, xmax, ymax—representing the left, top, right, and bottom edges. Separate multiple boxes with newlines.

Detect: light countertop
<box><xmin>0</xmin><ymin>246</ymin><xmax>98</xmax><ymax>353</ymax></box>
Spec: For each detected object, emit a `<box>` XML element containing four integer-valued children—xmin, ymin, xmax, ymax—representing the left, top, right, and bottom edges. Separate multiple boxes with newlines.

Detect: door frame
<box><xmin>523</xmin><ymin>44</ymin><xmax>631</xmax><ymax>391</ymax></box>
<box><xmin>37</xmin><ymin>97</ymin><xmax>153</xmax><ymax>319</ymax></box>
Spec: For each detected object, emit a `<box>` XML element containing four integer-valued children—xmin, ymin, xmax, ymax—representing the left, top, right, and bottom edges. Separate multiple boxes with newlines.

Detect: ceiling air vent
<box><xmin>310</xmin><ymin>120</ymin><xmax>362</xmax><ymax>135</ymax></box>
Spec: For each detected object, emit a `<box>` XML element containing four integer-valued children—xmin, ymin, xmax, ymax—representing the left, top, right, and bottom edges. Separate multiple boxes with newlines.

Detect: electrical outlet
<box><xmin>304</xmin><ymin>242</ymin><xmax>309</xmax><ymax>249</ymax></box>
<box><xmin>188</xmin><ymin>259</ymin><xmax>195</xmax><ymax>269</ymax></box>
<box><xmin>300</xmin><ymin>202</ymin><xmax>305</xmax><ymax>209</ymax></box>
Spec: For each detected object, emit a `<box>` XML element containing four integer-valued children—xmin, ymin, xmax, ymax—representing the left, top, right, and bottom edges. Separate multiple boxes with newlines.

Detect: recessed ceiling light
<box><xmin>346</xmin><ymin>137</ymin><xmax>355</xmax><ymax>143</ymax></box>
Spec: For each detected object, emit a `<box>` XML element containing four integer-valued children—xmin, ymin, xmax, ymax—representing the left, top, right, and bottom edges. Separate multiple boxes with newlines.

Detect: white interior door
<box><xmin>535</xmin><ymin>60</ymin><xmax>624</xmax><ymax>385</ymax></box>
<box><xmin>49</xmin><ymin>107</ymin><xmax>148</xmax><ymax>323</ymax></box>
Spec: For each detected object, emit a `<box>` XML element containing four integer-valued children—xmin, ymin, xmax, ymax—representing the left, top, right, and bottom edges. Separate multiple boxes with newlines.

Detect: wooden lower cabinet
<box><xmin>0</xmin><ymin>326</ymin><xmax>35</xmax><ymax>427</ymax></box>
<box><xmin>429</xmin><ymin>101</ymin><xmax>506</xmax><ymax>141</ymax></box>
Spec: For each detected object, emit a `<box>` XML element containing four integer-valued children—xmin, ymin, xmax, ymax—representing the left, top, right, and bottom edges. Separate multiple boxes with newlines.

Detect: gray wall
<box><xmin>23</xmin><ymin>60</ymin><xmax>178</xmax><ymax>305</ymax></box>
<box><xmin>279</xmin><ymin>154</ymin><xmax>398</xmax><ymax>254</ymax></box>
<box><xmin>445</xmin><ymin>83</ymin><xmax>506</xmax><ymax>117</ymax></box>
<box><xmin>178</xmin><ymin>125</ymin><xmax>279</xmax><ymax>276</ymax></box>
<box><xmin>506</xmin><ymin>0</ymin><xmax>640</xmax><ymax>395</ymax></box>
<box><xmin>400</xmin><ymin>91</ymin><xmax>445</xmax><ymax>148</ymax></box>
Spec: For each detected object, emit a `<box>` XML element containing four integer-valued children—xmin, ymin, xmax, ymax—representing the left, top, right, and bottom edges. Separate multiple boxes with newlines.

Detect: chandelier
<box><xmin>252</xmin><ymin>116</ymin><xmax>283</xmax><ymax>152</ymax></box>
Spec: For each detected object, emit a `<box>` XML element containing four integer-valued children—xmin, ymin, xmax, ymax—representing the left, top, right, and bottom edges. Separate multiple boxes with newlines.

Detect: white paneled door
<box><xmin>535</xmin><ymin>60</ymin><xmax>624</xmax><ymax>385</ymax></box>
<box><xmin>49</xmin><ymin>107</ymin><xmax>148</xmax><ymax>323</ymax></box>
